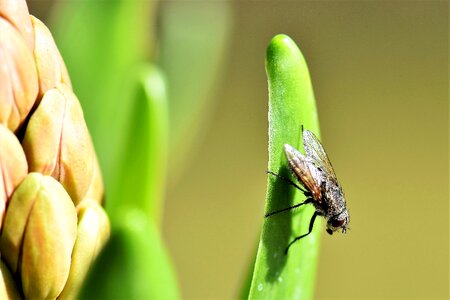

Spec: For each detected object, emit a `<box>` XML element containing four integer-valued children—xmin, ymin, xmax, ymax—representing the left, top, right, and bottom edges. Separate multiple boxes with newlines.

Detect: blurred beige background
<box><xmin>30</xmin><ymin>1</ymin><xmax>448</xmax><ymax>299</ymax></box>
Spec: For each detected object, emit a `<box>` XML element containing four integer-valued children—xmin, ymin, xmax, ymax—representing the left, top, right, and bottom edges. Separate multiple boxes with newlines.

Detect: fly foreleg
<box><xmin>266</xmin><ymin>170</ymin><xmax>309</xmax><ymax>195</ymax></box>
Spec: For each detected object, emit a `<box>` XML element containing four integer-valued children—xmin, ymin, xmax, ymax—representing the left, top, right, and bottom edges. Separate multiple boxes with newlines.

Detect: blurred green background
<box><xmin>29</xmin><ymin>1</ymin><xmax>448</xmax><ymax>299</ymax></box>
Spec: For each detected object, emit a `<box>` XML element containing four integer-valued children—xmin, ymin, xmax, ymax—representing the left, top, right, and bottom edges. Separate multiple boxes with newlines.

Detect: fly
<box><xmin>266</xmin><ymin>127</ymin><xmax>349</xmax><ymax>254</ymax></box>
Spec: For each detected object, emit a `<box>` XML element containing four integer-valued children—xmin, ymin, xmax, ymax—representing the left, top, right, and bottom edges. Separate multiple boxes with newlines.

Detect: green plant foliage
<box><xmin>110</xmin><ymin>66</ymin><xmax>169</xmax><ymax>225</ymax></box>
<box><xmin>79</xmin><ymin>209</ymin><xmax>179</xmax><ymax>299</ymax></box>
<box><xmin>79</xmin><ymin>66</ymin><xmax>178</xmax><ymax>298</ymax></box>
<box><xmin>247</xmin><ymin>34</ymin><xmax>321</xmax><ymax>300</ymax></box>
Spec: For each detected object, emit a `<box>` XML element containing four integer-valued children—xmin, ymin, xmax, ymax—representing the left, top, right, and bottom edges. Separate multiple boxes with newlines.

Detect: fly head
<box><xmin>326</xmin><ymin>208</ymin><xmax>349</xmax><ymax>235</ymax></box>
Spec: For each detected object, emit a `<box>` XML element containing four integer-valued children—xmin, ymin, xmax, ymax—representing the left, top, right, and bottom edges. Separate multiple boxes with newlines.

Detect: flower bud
<box><xmin>0</xmin><ymin>125</ymin><xmax>28</xmax><ymax>229</ymax></box>
<box><xmin>0</xmin><ymin>17</ymin><xmax>38</xmax><ymax>131</ymax></box>
<box><xmin>0</xmin><ymin>261</ymin><xmax>21</xmax><ymax>299</ymax></box>
<box><xmin>22</xmin><ymin>84</ymin><xmax>96</xmax><ymax>205</ymax></box>
<box><xmin>31</xmin><ymin>15</ymin><xmax>71</xmax><ymax>98</ymax></box>
<box><xmin>59</xmin><ymin>199</ymin><xmax>110</xmax><ymax>299</ymax></box>
<box><xmin>84</xmin><ymin>155</ymin><xmax>104</xmax><ymax>204</ymax></box>
<box><xmin>0</xmin><ymin>0</ymin><xmax>34</xmax><ymax>50</ymax></box>
<box><xmin>0</xmin><ymin>173</ymin><xmax>77</xmax><ymax>299</ymax></box>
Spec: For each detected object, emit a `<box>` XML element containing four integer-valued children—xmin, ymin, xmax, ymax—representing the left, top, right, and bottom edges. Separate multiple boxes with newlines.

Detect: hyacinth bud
<box><xmin>22</xmin><ymin>84</ymin><xmax>96</xmax><ymax>205</ymax></box>
<box><xmin>0</xmin><ymin>0</ymin><xmax>34</xmax><ymax>50</ymax></box>
<box><xmin>85</xmin><ymin>155</ymin><xmax>105</xmax><ymax>204</ymax></box>
<box><xmin>0</xmin><ymin>261</ymin><xmax>21</xmax><ymax>299</ymax></box>
<box><xmin>0</xmin><ymin>16</ymin><xmax>38</xmax><ymax>132</ymax></box>
<box><xmin>0</xmin><ymin>173</ymin><xmax>77</xmax><ymax>299</ymax></box>
<box><xmin>0</xmin><ymin>124</ymin><xmax>28</xmax><ymax>229</ymax></box>
<box><xmin>59</xmin><ymin>198</ymin><xmax>110</xmax><ymax>299</ymax></box>
<box><xmin>0</xmin><ymin>0</ymin><xmax>110</xmax><ymax>297</ymax></box>
<box><xmin>31</xmin><ymin>15</ymin><xmax>71</xmax><ymax>98</ymax></box>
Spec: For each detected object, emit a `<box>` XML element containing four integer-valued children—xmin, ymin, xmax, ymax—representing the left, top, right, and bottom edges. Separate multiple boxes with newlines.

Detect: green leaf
<box><xmin>80</xmin><ymin>209</ymin><xmax>179</xmax><ymax>299</ymax></box>
<box><xmin>247</xmin><ymin>34</ymin><xmax>321</xmax><ymax>300</ymax></box>
<box><xmin>109</xmin><ymin>65</ymin><xmax>168</xmax><ymax>225</ymax></box>
<box><xmin>78</xmin><ymin>66</ymin><xmax>175</xmax><ymax>299</ymax></box>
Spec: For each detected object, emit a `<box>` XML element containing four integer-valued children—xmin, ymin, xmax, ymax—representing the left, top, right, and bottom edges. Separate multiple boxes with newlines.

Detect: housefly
<box><xmin>265</xmin><ymin>127</ymin><xmax>349</xmax><ymax>254</ymax></box>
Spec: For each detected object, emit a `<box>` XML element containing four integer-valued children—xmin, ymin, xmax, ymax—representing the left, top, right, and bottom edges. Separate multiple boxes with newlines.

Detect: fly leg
<box><xmin>265</xmin><ymin>170</ymin><xmax>313</xmax><ymax>217</ymax></box>
<box><xmin>285</xmin><ymin>212</ymin><xmax>318</xmax><ymax>254</ymax></box>
<box><xmin>266</xmin><ymin>170</ymin><xmax>309</xmax><ymax>195</ymax></box>
<box><xmin>265</xmin><ymin>198</ymin><xmax>313</xmax><ymax>218</ymax></box>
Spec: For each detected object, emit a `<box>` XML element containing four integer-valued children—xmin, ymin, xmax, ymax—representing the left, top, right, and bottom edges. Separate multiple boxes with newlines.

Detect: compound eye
<box><xmin>331</xmin><ymin>218</ymin><xmax>345</xmax><ymax>228</ymax></box>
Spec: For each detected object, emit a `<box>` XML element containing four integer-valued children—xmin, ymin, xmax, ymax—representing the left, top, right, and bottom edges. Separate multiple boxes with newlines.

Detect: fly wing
<box><xmin>284</xmin><ymin>144</ymin><xmax>322</xmax><ymax>203</ymax></box>
<box><xmin>303</xmin><ymin>129</ymin><xmax>337</xmax><ymax>180</ymax></box>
